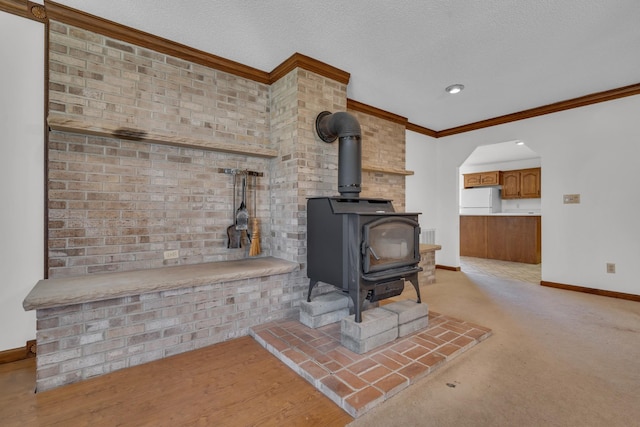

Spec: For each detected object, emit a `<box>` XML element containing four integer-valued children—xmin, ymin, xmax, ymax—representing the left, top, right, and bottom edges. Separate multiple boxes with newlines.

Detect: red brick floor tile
<box><xmin>327</xmin><ymin>348</ymin><xmax>355</xmax><ymax>367</ymax></box>
<box><xmin>360</xmin><ymin>364</ymin><xmax>393</xmax><ymax>384</ymax></box>
<box><xmin>398</xmin><ymin>362</ymin><xmax>430</xmax><ymax>384</ymax></box>
<box><xmin>465</xmin><ymin>328</ymin><xmax>491</xmax><ymax>340</ymax></box>
<box><xmin>441</xmin><ymin>322</ymin><xmax>473</xmax><ymax>334</ymax></box>
<box><xmin>345</xmin><ymin>386</ymin><xmax>384</xmax><ymax>416</ymax></box>
<box><xmin>438</xmin><ymin>330</ymin><xmax>461</xmax><ymax>342</ymax></box>
<box><xmin>308</xmin><ymin>335</ymin><xmax>334</xmax><ymax>349</ymax></box>
<box><xmin>403</xmin><ymin>344</ymin><xmax>432</xmax><ymax>361</ymax></box>
<box><xmin>381</xmin><ymin>349</ymin><xmax>412</xmax><ymax>366</ymax></box>
<box><xmin>335</xmin><ymin>369</ymin><xmax>369</xmax><ymax>390</ymax></box>
<box><xmin>373</xmin><ymin>372</ymin><xmax>409</xmax><ymax>397</ymax></box>
<box><xmin>425</xmin><ymin>326</ymin><xmax>447</xmax><ymax>337</ymax></box>
<box><xmin>436</xmin><ymin>343</ymin><xmax>462</xmax><ymax>358</ymax></box>
<box><xmin>296</xmin><ymin>343</ymin><xmax>325</xmax><ymax>360</ymax></box>
<box><xmin>335</xmin><ymin>345</ymin><xmax>366</xmax><ymax>362</ymax></box>
<box><xmin>316</xmin><ymin>340</ymin><xmax>341</xmax><ymax>354</ymax></box>
<box><xmin>281</xmin><ymin>348</ymin><xmax>309</xmax><ymax>365</ymax></box>
<box><xmin>323</xmin><ymin>360</ymin><xmax>343</xmax><ymax>374</ymax></box>
<box><xmin>284</xmin><ymin>336</ymin><xmax>305</xmax><ymax>348</ymax></box>
<box><xmin>417</xmin><ymin>332</ymin><xmax>447</xmax><ymax>346</ymax></box>
<box><xmin>390</xmin><ymin>339</ymin><xmax>416</xmax><ymax>353</ymax></box>
<box><xmin>320</xmin><ymin>374</ymin><xmax>354</xmax><ymax>399</ymax></box>
<box><xmin>299</xmin><ymin>360</ymin><xmax>330</xmax><ymax>381</ymax></box>
<box><xmin>451</xmin><ymin>335</ymin><xmax>475</xmax><ymax>348</ymax></box>
<box><xmin>409</xmin><ymin>335</ymin><xmax>438</xmax><ymax>351</ymax></box>
<box><xmin>371</xmin><ymin>353</ymin><xmax>404</xmax><ymax>371</ymax></box>
<box><xmin>267</xmin><ymin>325</ymin><xmax>289</xmax><ymax>337</ymax></box>
<box><xmin>257</xmin><ymin>331</ymin><xmax>289</xmax><ymax>352</ymax></box>
<box><xmin>417</xmin><ymin>352</ymin><xmax>446</xmax><ymax>369</ymax></box>
<box><xmin>314</xmin><ymin>353</ymin><xmax>332</xmax><ymax>365</ymax></box>
<box><xmin>348</xmin><ymin>358</ymin><xmax>378</xmax><ymax>375</ymax></box>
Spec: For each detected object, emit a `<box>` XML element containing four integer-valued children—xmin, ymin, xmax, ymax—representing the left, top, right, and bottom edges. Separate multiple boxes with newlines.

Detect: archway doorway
<box><xmin>458</xmin><ymin>140</ymin><xmax>541</xmax><ymax>283</ymax></box>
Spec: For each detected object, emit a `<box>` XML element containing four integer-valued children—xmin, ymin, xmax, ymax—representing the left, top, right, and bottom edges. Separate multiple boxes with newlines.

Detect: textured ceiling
<box><xmin>53</xmin><ymin>0</ymin><xmax>640</xmax><ymax>131</ymax></box>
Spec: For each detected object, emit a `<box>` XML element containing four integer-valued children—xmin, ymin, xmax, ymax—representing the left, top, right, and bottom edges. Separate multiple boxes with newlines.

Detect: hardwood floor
<box><xmin>0</xmin><ymin>336</ymin><xmax>353</xmax><ymax>426</ymax></box>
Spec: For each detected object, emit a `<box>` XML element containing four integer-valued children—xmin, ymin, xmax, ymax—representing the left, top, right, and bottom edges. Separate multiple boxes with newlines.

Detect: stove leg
<box><xmin>407</xmin><ymin>275</ymin><xmax>422</xmax><ymax>304</ymax></box>
<box><xmin>350</xmin><ymin>288</ymin><xmax>368</xmax><ymax>323</ymax></box>
<box><xmin>307</xmin><ymin>279</ymin><xmax>319</xmax><ymax>302</ymax></box>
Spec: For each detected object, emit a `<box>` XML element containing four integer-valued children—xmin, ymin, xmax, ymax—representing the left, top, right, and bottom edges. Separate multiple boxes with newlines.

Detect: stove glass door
<box><xmin>362</xmin><ymin>217</ymin><xmax>420</xmax><ymax>274</ymax></box>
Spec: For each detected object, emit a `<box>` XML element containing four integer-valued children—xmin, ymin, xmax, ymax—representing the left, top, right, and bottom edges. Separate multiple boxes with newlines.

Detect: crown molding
<box><xmin>347</xmin><ymin>99</ymin><xmax>407</xmax><ymax>125</ymax></box>
<box><xmin>270</xmin><ymin>52</ymin><xmax>350</xmax><ymax>85</ymax></box>
<box><xmin>405</xmin><ymin>122</ymin><xmax>438</xmax><ymax>138</ymax></box>
<box><xmin>436</xmin><ymin>83</ymin><xmax>640</xmax><ymax>137</ymax></box>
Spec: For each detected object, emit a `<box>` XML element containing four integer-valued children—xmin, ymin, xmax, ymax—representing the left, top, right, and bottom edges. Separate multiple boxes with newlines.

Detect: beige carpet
<box><xmin>348</xmin><ymin>265</ymin><xmax>640</xmax><ymax>427</ymax></box>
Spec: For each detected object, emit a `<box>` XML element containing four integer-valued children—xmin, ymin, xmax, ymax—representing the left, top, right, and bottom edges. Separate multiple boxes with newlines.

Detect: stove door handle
<box><xmin>368</xmin><ymin>246</ymin><xmax>380</xmax><ymax>261</ymax></box>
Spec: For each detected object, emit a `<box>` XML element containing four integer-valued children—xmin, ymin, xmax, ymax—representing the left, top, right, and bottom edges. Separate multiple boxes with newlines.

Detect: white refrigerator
<box><xmin>460</xmin><ymin>187</ymin><xmax>501</xmax><ymax>214</ymax></box>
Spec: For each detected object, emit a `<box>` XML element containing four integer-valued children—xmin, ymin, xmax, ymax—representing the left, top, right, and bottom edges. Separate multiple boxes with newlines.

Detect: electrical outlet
<box><xmin>563</xmin><ymin>194</ymin><xmax>580</xmax><ymax>204</ymax></box>
<box><xmin>164</xmin><ymin>250</ymin><xmax>179</xmax><ymax>259</ymax></box>
<box><xmin>606</xmin><ymin>263</ymin><xmax>616</xmax><ymax>274</ymax></box>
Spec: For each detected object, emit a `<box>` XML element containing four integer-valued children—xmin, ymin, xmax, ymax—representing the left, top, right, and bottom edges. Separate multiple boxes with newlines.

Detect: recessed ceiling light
<box><xmin>516</xmin><ymin>141</ymin><xmax>525</xmax><ymax>146</ymax></box>
<box><xmin>445</xmin><ymin>84</ymin><xmax>464</xmax><ymax>94</ymax></box>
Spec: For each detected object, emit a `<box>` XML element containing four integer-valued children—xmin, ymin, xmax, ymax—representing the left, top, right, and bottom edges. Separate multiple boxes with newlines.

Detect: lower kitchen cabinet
<box><xmin>460</xmin><ymin>215</ymin><xmax>541</xmax><ymax>264</ymax></box>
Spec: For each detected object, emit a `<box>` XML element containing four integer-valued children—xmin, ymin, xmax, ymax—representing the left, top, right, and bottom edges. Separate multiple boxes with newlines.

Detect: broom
<box><xmin>249</xmin><ymin>175</ymin><xmax>261</xmax><ymax>256</ymax></box>
<box><xmin>249</xmin><ymin>217</ymin><xmax>261</xmax><ymax>256</ymax></box>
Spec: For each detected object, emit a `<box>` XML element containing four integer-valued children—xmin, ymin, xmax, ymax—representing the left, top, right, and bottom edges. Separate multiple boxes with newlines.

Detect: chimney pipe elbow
<box><xmin>315</xmin><ymin>111</ymin><xmax>361</xmax><ymax>143</ymax></box>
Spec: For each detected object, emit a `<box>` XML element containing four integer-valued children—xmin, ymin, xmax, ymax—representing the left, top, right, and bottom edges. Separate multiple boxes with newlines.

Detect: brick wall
<box><xmin>48</xmin><ymin>131</ymin><xmax>270</xmax><ymax>277</ymax></box>
<box><xmin>349</xmin><ymin>109</ymin><xmax>407</xmax><ymax>211</ymax></box>
<box><xmin>48</xmin><ymin>21</ymin><xmax>272</xmax><ymax>277</ymax></box>
<box><xmin>35</xmin><ymin>272</ymin><xmax>293</xmax><ymax>391</ymax></box>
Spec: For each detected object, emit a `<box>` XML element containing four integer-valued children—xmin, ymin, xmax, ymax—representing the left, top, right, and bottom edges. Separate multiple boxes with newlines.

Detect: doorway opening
<box><xmin>458</xmin><ymin>140</ymin><xmax>542</xmax><ymax>282</ymax></box>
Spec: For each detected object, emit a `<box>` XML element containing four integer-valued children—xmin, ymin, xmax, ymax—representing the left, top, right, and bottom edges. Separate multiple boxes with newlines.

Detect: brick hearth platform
<box><xmin>250</xmin><ymin>310</ymin><xmax>492</xmax><ymax>417</ymax></box>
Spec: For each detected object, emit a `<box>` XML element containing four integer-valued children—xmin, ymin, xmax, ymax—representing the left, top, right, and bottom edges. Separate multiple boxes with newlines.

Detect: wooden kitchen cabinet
<box><xmin>463</xmin><ymin>171</ymin><xmax>502</xmax><ymax>188</ymax></box>
<box><xmin>501</xmin><ymin>167</ymin><xmax>541</xmax><ymax>199</ymax></box>
<box><xmin>460</xmin><ymin>215</ymin><xmax>541</xmax><ymax>264</ymax></box>
<box><xmin>460</xmin><ymin>215</ymin><xmax>487</xmax><ymax>258</ymax></box>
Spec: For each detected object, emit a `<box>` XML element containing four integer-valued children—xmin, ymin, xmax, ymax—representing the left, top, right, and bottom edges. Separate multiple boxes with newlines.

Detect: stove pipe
<box><xmin>315</xmin><ymin>111</ymin><xmax>362</xmax><ymax>198</ymax></box>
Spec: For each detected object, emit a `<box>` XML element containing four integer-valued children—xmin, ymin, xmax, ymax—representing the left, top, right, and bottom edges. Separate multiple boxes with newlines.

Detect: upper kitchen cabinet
<box><xmin>463</xmin><ymin>171</ymin><xmax>502</xmax><ymax>188</ymax></box>
<box><xmin>502</xmin><ymin>167</ymin><xmax>541</xmax><ymax>199</ymax></box>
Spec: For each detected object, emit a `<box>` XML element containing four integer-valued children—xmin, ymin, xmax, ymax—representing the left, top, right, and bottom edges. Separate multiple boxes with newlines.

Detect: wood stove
<box><xmin>306</xmin><ymin>111</ymin><xmax>422</xmax><ymax>322</ymax></box>
<box><xmin>307</xmin><ymin>197</ymin><xmax>422</xmax><ymax>322</ymax></box>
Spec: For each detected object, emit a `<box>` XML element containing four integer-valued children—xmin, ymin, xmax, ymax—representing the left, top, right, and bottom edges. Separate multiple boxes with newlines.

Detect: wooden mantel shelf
<box><xmin>362</xmin><ymin>164</ymin><xmax>414</xmax><ymax>176</ymax></box>
<box><xmin>47</xmin><ymin>115</ymin><xmax>279</xmax><ymax>158</ymax></box>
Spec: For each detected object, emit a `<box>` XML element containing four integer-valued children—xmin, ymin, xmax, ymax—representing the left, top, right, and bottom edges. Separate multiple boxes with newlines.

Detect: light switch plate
<box><xmin>563</xmin><ymin>194</ymin><xmax>580</xmax><ymax>204</ymax></box>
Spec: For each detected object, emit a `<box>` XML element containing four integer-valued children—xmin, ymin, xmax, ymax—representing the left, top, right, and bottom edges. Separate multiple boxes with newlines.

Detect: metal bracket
<box><xmin>218</xmin><ymin>168</ymin><xmax>263</xmax><ymax>177</ymax></box>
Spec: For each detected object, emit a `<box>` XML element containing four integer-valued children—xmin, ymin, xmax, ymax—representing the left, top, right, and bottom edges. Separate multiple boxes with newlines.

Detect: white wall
<box><xmin>405</xmin><ymin>131</ymin><xmax>438</xmax><ymax>240</ymax></box>
<box><xmin>0</xmin><ymin>13</ymin><xmax>45</xmax><ymax>350</ymax></box>
<box><xmin>407</xmin><ymin>94</ymin><xmax>640</xmax><ymax>296</ymax></box>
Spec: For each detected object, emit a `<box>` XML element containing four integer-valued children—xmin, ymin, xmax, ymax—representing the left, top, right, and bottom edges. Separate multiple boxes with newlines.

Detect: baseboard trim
<box><xmin>0</xmin><ymin>340</ymin><xmax>37</xmax><ymax>364</ymax></box>
<box><xmin>540</xmin><ymin>281</ymin><xmax>640</xmax><ymax>302</ymax></box>
<box><xmin>436</xmin><ymin>264</ymin><xmax>461</xmax><ymax>271</ymax></box>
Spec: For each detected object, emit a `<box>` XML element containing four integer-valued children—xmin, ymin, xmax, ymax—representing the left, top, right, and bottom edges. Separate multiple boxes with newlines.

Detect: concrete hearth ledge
<box><xmin>23</xmin><ymin>257</ymin><xmax>298</xmax><ymax>311</ymax></box>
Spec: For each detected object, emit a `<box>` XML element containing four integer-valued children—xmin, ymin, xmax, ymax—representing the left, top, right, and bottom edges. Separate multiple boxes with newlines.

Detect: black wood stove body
<box><xmin>307</xmin><ymin>196</ymin><xmax>422</xmax><ymax>322</ymax></box>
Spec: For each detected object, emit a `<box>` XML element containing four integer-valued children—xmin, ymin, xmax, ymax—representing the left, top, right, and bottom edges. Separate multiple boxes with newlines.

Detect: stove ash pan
<box><xmin>306</xmin><ymin>197</ymin><xmax>423</xmax><ymax>322</ymax></box>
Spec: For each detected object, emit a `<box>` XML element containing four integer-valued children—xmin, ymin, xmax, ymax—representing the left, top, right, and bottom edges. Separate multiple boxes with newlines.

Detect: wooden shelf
<box><xmin>47</xmin><ymin>115</ymin><xmax>279</xmax><ymax>158</ymax></box>
<box><xmin>362</xmin><ymin>165</ymin><xmax>414</xmax><ymax>176</ymax></box>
